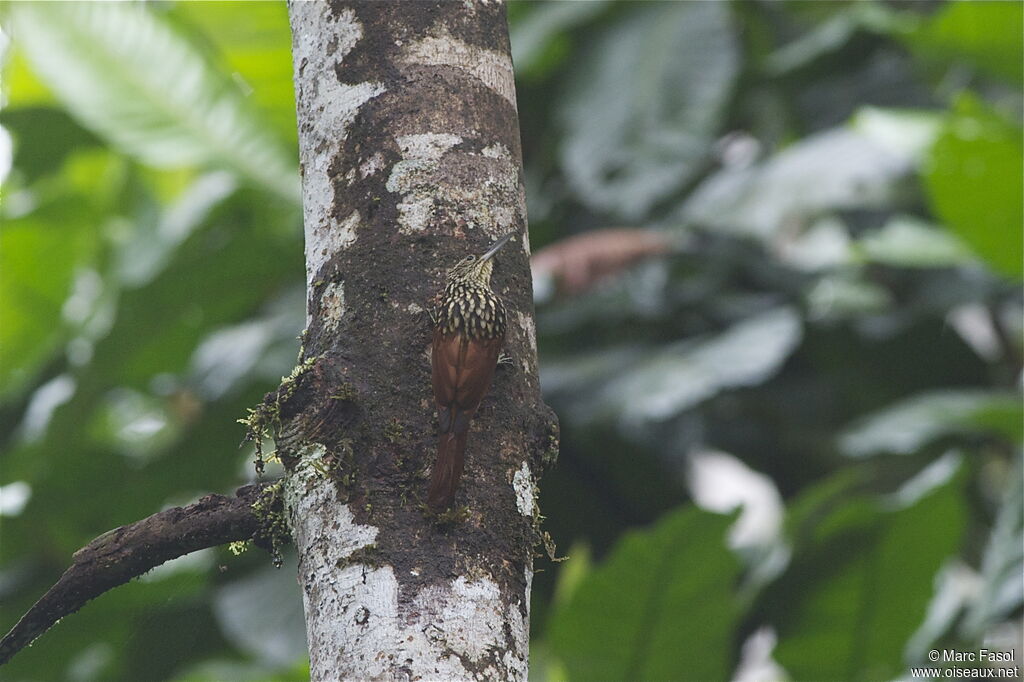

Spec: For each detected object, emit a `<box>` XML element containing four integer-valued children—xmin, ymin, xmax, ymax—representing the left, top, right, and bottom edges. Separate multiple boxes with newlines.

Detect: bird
<box><xmin>427</xmin><ymin>232</ymin><xmax>514</xmax><ymax>511</ymax></box>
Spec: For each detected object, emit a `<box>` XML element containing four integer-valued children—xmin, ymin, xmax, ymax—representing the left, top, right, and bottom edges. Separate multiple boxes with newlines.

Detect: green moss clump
<box><xmin>330</xmin><ymin>382</ymin><xmax>358</xmax><ymax>401</ymax></box>
<box><xmin>252</xmin><ymin>482</ymin><xmax>290</xmax><ymax>568</ymax></box>
<box><xmin>532</xmin><ymin>499</ymin><xmax>566</xmax><ymax>563</ymax></box>
<box><xmin>228</xmin><ymin>540</ymin><xmax>251</xmax><ymax>556</ymax></box>
<box><xmin>540</xmin><ymin>529</ymin><xmax>566</xmax><ymax>563</ymax></box>
<box><xmin>428</xmin><ymin>503</ymin><xmax>470</xmax><ymax>525</ymax></box>
<box><xmin>542</xmin><ymin>426</ymin><xmax>560</xmax><ymax>469</ymax></box>
<box><xmin>383</xmin><ymin>418</ymin><xmax>404</xmax><ymax>443</ymax></box>
<box><xmin>238</xmin><ymin>356</ymin><xmax>317</xmax><ymax>475</ymax></box>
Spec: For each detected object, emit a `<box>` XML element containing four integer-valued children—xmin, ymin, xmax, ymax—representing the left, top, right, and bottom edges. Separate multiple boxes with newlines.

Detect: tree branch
<box><xmin>0</xmin><ymin>483</ymin><xmax>270</xmax><ymax>666</ymax></box>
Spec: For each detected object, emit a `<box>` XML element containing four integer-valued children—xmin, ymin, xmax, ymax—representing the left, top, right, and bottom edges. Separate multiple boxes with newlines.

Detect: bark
<box><xmin>281</xmin><ymin>2</ymin><xmax>556</xmax><ymax>680</ymax></box>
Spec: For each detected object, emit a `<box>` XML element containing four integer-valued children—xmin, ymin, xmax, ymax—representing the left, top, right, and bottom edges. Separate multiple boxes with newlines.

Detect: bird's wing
<box><xmin>431</xmin><ymin>328</ymin><xmax>502</xmax><ymax>431</ymax></box>
<box><xmin>454</xmin><ymin>333</ymin><xmax>502</xmax><ymax>414</ymax></box>
<box><xmin>432</xmin><ymin>328</ymin><xmax>460</xmax><ymax>432</ymax></box>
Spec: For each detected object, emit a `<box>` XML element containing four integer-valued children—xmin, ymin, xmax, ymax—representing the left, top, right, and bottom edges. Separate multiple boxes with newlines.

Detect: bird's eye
<box><xmin>463</xmin><ymin>256</ymin><xmax>477</xmax><ymax>264</ymax></box>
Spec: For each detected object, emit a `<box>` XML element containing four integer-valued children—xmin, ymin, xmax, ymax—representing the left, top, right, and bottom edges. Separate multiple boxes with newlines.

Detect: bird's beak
<box><xmin>480</xmin><ymin>233</ymin><xmax>515</xmax><ymax>262</ymax></box>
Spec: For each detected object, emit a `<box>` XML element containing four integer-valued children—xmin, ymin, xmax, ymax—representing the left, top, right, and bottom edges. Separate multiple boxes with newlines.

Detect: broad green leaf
<box><xmin>805</xmin><ymin>273</ymin><xmax>892</xmax><ymax>320</ymax></box>
<box><xmin>111</xmin><ymin>170</ymin><xmax>239</xmax><ymax>286</ymax></box>
<box><xmin>783</xmin><ymin>467</ymin><xmax>865</xmax><ymax>543</ymax></box>
<box><xmin>0</xmin><ymin>47</ymin><xmax>56</xmax><ymax>107</ymax></box>
<box><xmin>171</xmin><ymin>1</ymin><xmax>298</xmax><ymax>144</ymax></box>
<box><xmin>962</xmin><ymin>452</ymin><xmax>1023</xmax><ymax>637</ymax></box>
<box><xmin>851</xmin><ymin>107</ymin><xmax>942</xmax><ymax>161</ymax></box>
<box><xmin>527</xmin><ymin>641</ymin><xmax>570</xmax><ymax>682</ymax></box>
<box><xmin>86</xmin><ymin>387</ymin><xmax>181</xmax><ymax>463</ymax></box>
<box><xmin>854</xmin><ymin>216</ymin><xmax>975</xmax><ymax>269</ymax></box>
<box><xmin>682</xmin><ymin>128</ymin><xmax>915</xmax><ymax>240</ymax></box>
<box><xmin>610</xmin><ymin>307</ymin><xmax>801</xmax><ymax>426</ymax></box>
<box><xmin>548</xmin><ymin>507</ymin><xmax>740</xmax><ymax>682</ymax></box>
<box><xmin>544</xmin><ymin>307</ymin><xmax>802</xmax><ymax>431</ymax></box>
<box><xmin>0</xmin><ymin>198</ymin><xmax>97</xmax><ymax>399</ymax></box>
<box><xmin>839</xmin><ymin>390</ymin><xmax>1022</xmax><ymax>458</ymax></box>
<box><xmin>551</xmin><ymin>542</ymin><xmax>592</xmax><ymax>608</ymax></box>
<box><xmin>0</xmin><ymin>107</ymin><xmax>102</xmax><ymax>185</ymax></box>
<box><xmin>778</xmin><ymin>217</ymin><xmax>852</xmax><ymax>271</ymax></box>
<box><xmin>923</xmin><ymin>96</ymin><xmax>1023</xmax><ymax>279</ymax></box>
<box><xmin>560</xmin><ymin>1</ymin><xmax>739</xmax><ymax>219</ymax></box>
<box><xmin>509</xmin><ymin>1</ymin><xmax>610</xmax><ymax>81</ymax></box>
<box><xmin>908</xmin><ymin>0</ymin><xmax>1023</xmax><ymax>85</ymax></box>
<box><xmin>766</xmin><ymin>461</ymin><xmax>966</xmax><ymax>681</ymax></box>
<box><xmin>763</xmin><ymin>3</ymin><xmax>905</xmax><ymax>76</ymax></box>
<box><xmin>6</xmin><ymin>2</ymin><xmax>299</xmax><ymax>203</ymax></box>
<box><xmin>88</xmin><ymin>189</ymin><xmax>302</xmax><ymax>390</ymax></box>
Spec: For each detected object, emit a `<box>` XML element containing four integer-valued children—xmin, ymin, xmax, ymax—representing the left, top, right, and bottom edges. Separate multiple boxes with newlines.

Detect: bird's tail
<box><xmin>427</xmin><ymin>423</ymin><xmax>468</xmax><ymax>511</ymax></box>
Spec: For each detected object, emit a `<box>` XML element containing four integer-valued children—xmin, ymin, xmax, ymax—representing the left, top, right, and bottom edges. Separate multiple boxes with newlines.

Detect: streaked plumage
<box><xmin>427</xmin><ymin>234</ymin><xmax>512</xmax><ymax>511</ymax></box>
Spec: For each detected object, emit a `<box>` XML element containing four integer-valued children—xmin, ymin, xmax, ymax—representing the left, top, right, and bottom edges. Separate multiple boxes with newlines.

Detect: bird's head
<box><xmin>447</xmin><ymin>233</ymin><xmax>515</xmax><ymax>286</ymax></box>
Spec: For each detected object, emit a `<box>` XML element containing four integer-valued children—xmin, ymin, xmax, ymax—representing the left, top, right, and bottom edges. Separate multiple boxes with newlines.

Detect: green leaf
<box><xmin>551</xmin><ymin>542</ymin><xmax>592</xmax><ymax>608</ymax></box>
<box><xmin>0</xmin><ymin>46</ymin><xmax>57</xmax><ymax>107</ymax></box>
<box><xmin>0</xmin><ymin>198</ymin><xmax>97</xmax><ymax>400</ymax></box>
<box><xmin>850</xmin><ymin>107</ymin><xmax>942</xmax><ymax>161</ymax></box>
<box><xmin>545</xmin><ymin>307</ymin><xmax>802</xmax><ymax>429</ymax></box>
<box><xmin>908</xmin><ymin>1</ymin><xmax>1024</xmax><ymax>85</ymax></box>
<box><xmin>548</xmin><ymin>507</ymin><xmax>741</xmax><ymax>682</ymax></box>
<box><xmin>839</xmin><ymin>390</ymin><xmax>1022</xmax><ymax>458</ymax></box>
<box><xmin>560</xmin><ymin>1</ymin><xmax>739</xmax><ymax>219</ymax></box>
<box><xmin>509</xmin><ymin>1</ymin><xmax>610</xmax><ymax>81</ymax></box>
<box><xmin>962</xmin><ymin>452</ymin><xmax>1024</xmax><ymax>637</ymax></box>
<box><xmin>763</xmin><ymin>3</ymin><xmax>905</xmax><ymax>76</ymax></box>
<box><xmin>6</xmin><ymin>2</ymin><xmax>299</xmax><ymax>203</ymax></box>
<box><xmin>607</xmin><ymin>307</ymin><xmax>802</xmax><ymax>426</ymax></box>
<box><xmin>805</xmin><ymin>273</ymin><xmax>892</xmax><ymax>321</ymax></box>
<box><xmin>923</xmin><ymin>95</ymin><xmax>1023</xmax><ymax>279</ymax></box>
<box><xmin>854</xmin><ymin>215</ymin><xmax>975</xmax><ymax>269</ymax></box>
<box><xmin>0</xmin><ymin>107</ymin><xmax>102</xmax><ymax>185</ymax></box>
<box><xmin>171</xmin><ymin>1</ymin><xmax>298</xmax><ymax>144</ymax></box>
<box><xmin>682</xmin><ymin>128</ymin><xmax>916</xmax><ymax>240</ymax></box>
<box><xmin>766</xmin><ymin>461</ymin><xmax>967</xmax><ymax>681</ymax></box>
<box><xmin>89</xmin><ymin>189</ymin><xmax>302</xmax><ymax>390</ymax></box>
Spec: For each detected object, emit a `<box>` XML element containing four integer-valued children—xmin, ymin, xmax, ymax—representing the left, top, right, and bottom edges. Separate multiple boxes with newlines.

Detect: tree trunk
<box><xmin>282</xmin><ymin>2</ymin><xmax>556</xmax><ymax>680</ymax></box>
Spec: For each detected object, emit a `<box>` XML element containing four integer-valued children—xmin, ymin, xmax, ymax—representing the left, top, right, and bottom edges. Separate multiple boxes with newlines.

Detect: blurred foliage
<box><xmin>0</xmin><ymin>1</ymin><xmax>1020</xmax><ymax>681</ymax></box>
<box><xmin>548</xmin><ymin>507</ymin><xmax>741</xmax><ymax>681</ymax></box>
<box><xmin>764</xmin><ymin>456</ymin><xmax>966</xmax><ymax>681</ymax></box>
<box><xmin>924</xmin><ymin>94</ymin><xmax>1023</xmax><ymax>278</ymax></box>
